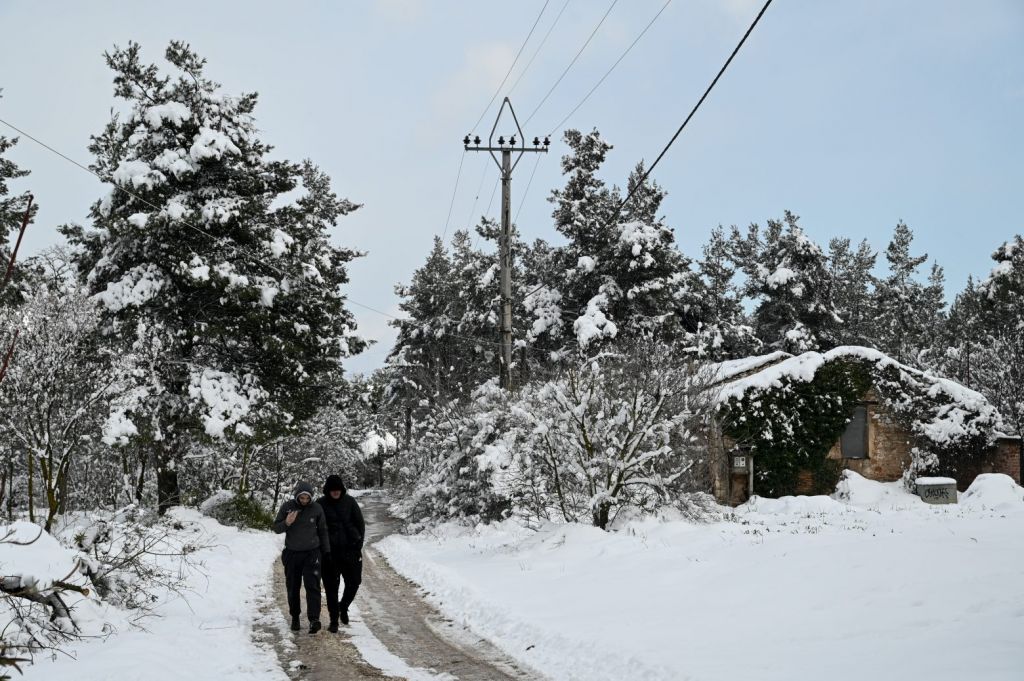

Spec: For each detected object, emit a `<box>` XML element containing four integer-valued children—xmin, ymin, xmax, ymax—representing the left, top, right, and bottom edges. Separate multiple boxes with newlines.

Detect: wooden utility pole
<box><xmin>464</xmin><ymin>98</ymin><xmax>548</xmax><ymax>390</ymax></box>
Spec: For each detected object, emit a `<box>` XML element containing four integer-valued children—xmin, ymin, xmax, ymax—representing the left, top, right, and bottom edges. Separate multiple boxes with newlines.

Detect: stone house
<box><xmin>704</xmin><ymin>348</ymin><xmax>1022</xmax><ymax>506</ymax></box>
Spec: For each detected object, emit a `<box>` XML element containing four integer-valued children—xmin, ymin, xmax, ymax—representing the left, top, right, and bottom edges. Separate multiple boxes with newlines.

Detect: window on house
<box><xmin>840</xmin><ymin>405</ymin><xmax>868</xmax><ymax>459</ymax></box>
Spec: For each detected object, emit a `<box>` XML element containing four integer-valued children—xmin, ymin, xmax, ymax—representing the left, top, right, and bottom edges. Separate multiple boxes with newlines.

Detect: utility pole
<box><xmin>464</xmin><ymin>98</ymin><xmax>549</xmax><ymax>390</ymax></box>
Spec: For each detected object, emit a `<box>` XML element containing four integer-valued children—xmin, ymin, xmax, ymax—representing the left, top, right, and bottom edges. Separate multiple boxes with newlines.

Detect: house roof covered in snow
<box><xmin>710</xmin><ymin>345</ymin><xmax>1009</xmax><ymax>443</ymax></box>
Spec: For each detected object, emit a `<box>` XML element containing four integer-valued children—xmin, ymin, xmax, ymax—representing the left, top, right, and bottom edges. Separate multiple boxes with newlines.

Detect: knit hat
<box><xmin>323</xmin><ymin>474</ymin><xmax>346</xmax><ymax>495</ymax></box>
<box><xmin>294</xmin><ymin>480</ymin><xmax>315</xmax><ymax>502</ymax></box>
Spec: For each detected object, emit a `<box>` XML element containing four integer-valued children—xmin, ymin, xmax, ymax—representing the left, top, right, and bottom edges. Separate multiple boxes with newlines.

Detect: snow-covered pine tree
<box><xmin>742</xmin><ymin>211</ymin><xmax>841</xmax><ymax>353</ymax></box>
<box><xmin>975</xmin><ymin>235</ymin><xmax>1024</xmax><ymax>436</ymax></box>
<box><xmin>934</xmin><ymin>277</ymin><xmax>993</xmax><ymax>389</ymax></box>
<box><xmin>828</xmin><ymin>237</ymin><xmax>877</xmax><ymax>347</ymax></box>
<box><xmin>61</xmin><ymin>42</ymin><xmax>364</xmax><ymax>513</ymax></box>
<box><xmin>537</xmin><ymin>130</ymin><xmax>702</xmax><ymax>354</ymax></box>
<box><xmin>871</xmin><ymin>221</ymin><xmax>945</xmax><ymax>364</ymax></box>
<box><xmin>694</xmin><ymin>226</ymin><xmax>760</xmax><ymax>360</ymax></box>
<box><xmin>0</xmin><ymin>115</ymin><xmax>39</xmax><ymax>304</ymax></box>
<box><xmin>386</xmin><ymin>228</ymin><xmax>501</xmax><ymax>416</ymax></box>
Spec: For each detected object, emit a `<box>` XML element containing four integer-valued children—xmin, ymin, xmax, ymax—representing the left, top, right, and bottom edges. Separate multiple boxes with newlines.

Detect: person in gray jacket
<box><xmin>273</xmin><ymin>481</ymin><xmax>330</xmax><ymax>633</ymax></box>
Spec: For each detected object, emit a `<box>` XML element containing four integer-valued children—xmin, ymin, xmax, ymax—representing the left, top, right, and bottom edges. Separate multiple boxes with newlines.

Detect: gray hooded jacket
<box><xmin>273</xmin><ymin>481</ymin><xmax>331</xmax><ymax>552</ymax></box>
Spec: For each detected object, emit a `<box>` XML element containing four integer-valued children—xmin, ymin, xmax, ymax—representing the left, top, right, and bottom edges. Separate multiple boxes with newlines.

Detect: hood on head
<box><xmin>323</xmin><ymin>474</ymin><xmax>346</xmax><ymax>496</ymax></box>
<box><xmin>294</xmin><ymin>480</ymin><xmax>315</xmax><ymax>502</ymax></box>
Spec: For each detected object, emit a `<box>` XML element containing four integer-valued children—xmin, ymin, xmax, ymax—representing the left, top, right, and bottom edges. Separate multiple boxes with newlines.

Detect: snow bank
<box><xmin>961</xmin><ymin>473</ymin><xmax>1024</xmax><ymax>512</ymax></box>
<box><xmin>834</xmin><ymin>469</ymin><xmax>927</xmax><ymax>511</ymax></box>
<box><xmin>379</xmin><ymin>483</ymin><xmax>1024</xmax><ymax>681</ymax></box>
<box><xmin>22</xmin><ymin>508</ymin><xmax>284</xmax><ymax>681</ymax></box>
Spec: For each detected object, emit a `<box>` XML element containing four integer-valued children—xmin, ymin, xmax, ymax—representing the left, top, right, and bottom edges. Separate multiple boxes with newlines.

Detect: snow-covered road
<box><xmin>264</xmin><ymin>492</ymin><xmax>541</xmax><ymax>681</ymax></box>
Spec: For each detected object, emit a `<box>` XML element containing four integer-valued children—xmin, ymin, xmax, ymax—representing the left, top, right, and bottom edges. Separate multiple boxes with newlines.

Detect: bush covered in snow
<box><xmin>404</xmin><ymin>341</ymin><xmax>713</xmax><ymax>530</ymax></box>
<box><xmin>199</xmin><ymin>490</ymin><xmax>274</xmax><ymax>530</ymax></box>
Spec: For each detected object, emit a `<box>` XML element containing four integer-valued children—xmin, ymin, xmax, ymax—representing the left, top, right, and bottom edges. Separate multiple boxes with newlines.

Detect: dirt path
<box><xmin>259</xmin><ymin>492</ymin><xmax>541</xmax><ymax>681</ymax></box>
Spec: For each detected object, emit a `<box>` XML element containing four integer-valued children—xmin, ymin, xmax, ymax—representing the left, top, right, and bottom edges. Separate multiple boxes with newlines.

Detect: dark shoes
<box><xmin>340</xmin><ymin>609</ymin><xmax>349</xmax><ymax>625</ymax></box>
<box><xmin>290</xmin><ymin>616</ymin><xmax>300</xmax><ymax>631</ymax></box>
<box><xmin>327</xmin><ymin>619</ymin><xmax>339</xmax><ymax>633</ymax></box>
<box><xmin>309</xmin><ymin>620</ymin><xmax>322</xmax><ymax>634</ymax></box>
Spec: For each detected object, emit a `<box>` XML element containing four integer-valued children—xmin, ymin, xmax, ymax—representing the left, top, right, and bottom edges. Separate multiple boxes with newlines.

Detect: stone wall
<box><xmin>992</xmin><ymin>437</ymin><xmax>1022</xmax><ymax>484</ymax></box>
<box><xmin>825</xmin><ymin>392</ymin><xmax>913</xmax><ymax>483</ymax></box>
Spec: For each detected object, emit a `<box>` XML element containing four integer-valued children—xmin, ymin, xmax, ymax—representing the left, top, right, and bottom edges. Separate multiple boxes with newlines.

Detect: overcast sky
<box><xmin>1</xmin><ymin>0</ymin><xmax>1022</xmax><ymax>375</ymax></box>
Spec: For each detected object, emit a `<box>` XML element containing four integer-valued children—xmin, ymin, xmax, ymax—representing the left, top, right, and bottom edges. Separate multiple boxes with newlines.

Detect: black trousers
<box><xmin>322</xmin><ymin>550</ymin><xmax>362</xmax><ymax>620</ymax></box>
<box><xmin>282</xmin><ymin>548</ymin><xmax>322</xmax><ymax>622</ymax></box>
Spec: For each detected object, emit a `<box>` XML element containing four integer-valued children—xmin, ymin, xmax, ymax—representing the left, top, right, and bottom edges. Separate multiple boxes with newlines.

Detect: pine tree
<box><xmin>695</xmin><ymin>226</ymin><xmax>760</xmax><ymax>359</ymax></box>
<box><xmin>871</xmin><ymin>221</ymin><xmax>945</xmax><ymax>364</ymax></box>
<box><xmin>743</xmin><ymin>211</ymin><xmax>841</xmax><ymax>353</ymax></box>
<box><xmin>0</xmin><ymin>113</ymin><xmax>39</xmax><ymax>304</ymax></box>
<box><xmin>828</xmin><ymin>237</ymin><xmax>876</xmax><ymax>347</ymax></box>
<box><xmin>61</xmin><ymin>42</ymin><xmax>364</xmax><ymax>512</ymax></box>
<box><xmin>538</xmin><ymin>130</ymin><xmax>702</xmax><ymax>354</ymax></box>
<box><xmin>974</xmin><ymin>236</ymin><xmax>1024</xmax><ymax>435</ymax></box>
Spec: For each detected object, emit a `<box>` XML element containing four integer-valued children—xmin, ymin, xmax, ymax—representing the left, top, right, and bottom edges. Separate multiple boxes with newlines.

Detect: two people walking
<box><xmin>273</xmin><ymin>475</ymin><xmax>365</xmax><ymax>634</ymax></box>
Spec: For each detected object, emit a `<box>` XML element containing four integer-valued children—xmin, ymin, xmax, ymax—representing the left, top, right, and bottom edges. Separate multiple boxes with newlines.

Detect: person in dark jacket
<box><xmin>316</xmin><ymin>474</ymin><xmax>365</xmax><ymax>631</ymax></box>
<box><xmin>273</xmin><ymin>480</ymin><xmax>330</xmax><ymax>633</ymax></box>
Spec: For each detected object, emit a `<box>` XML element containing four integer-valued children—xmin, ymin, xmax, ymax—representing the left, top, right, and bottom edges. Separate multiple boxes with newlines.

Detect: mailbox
<box><xmin>731</xmin><ymin>453</ymin><xmax>750</xmax><ymax>473</ymax></box>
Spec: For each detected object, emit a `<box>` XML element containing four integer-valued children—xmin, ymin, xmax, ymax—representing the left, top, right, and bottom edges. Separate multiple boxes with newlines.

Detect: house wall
<box><xmin>824</xmin><ymin>390</ymin><xmax>913</xmax><ymax>483</ymax></box>
<box><xmin>992</xmin><ymin>437</ymin><xmax>1022</xmax><ymax>484</ymax></box>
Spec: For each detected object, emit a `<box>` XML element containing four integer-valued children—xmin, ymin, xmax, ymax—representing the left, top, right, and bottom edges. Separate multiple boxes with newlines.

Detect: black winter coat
<box><xmin>272</xmin><ymin>499</ymin><xmax>330</xmax><ymax>552</ymax></box>
<box><xmin>315</xmin><ymin>493</ymin><xmax>365</xmax><ymax>554</ymax></box>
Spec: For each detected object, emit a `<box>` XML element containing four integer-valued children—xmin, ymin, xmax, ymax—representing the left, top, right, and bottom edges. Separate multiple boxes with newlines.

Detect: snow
<box><xmin>152</xmin><ymin>148</ymin><xmax>196</xmax><ymax>178</ymax></box>
<box><xmin>961</xmin><ymin>473</ymin><xmax>1024</xmax><ymax>512</ymax></box>
<box><xmin>361</xmin><ymin>431</ymin><xmax>398</xmax><ymax>456</ymax></box>
<box><xmin>766</xmin><ymin>266</ymin><xmax>797</xmax><ymax>288</ymax></box>
<box><xmin>706</xmin><ymin>351</ymin><xmax>790</xmax><ymax>384</ymax></box>
<box><xmin>523</xmin><ymin>285</ymin><xmax>563</xmax><ymax>340</ymax></box>
<box><xmin>190</xmin><ymin>126</ymin><xmax>242</xmax><ymax>162</ymax></box>
<box><xmin>188</xmin><ymin>369</ymin><xmax>268</xmax><ymax>438</ymax></box>
<box><xmin>268</xmin><ymin>229</ymin><xmax>295</xmax><ymax>257</ymax></box>
<box><xmin>19</xmin><ymin>509</ymin><xmax>284</xmax><ymax>681</ymax></box>
<box><xmin>479</xmin><ymin>264</ymin><xmax>498</xmax><ymax>287</ymax></box>
<box><xmin>573</xmin><ymin>293</ymin><xmax>617</xmax><ymax>348</ymax></box>
<box><xmin>94</xmin><ymin>264</ymin><xmax>166</xmax><ymax>312</ymax></box>
<box><xmin>260</xmin><ymin>285</ymin><xmax>279</xmax><ymax>307</ymax></box>
<box><xmin>576</xmin><ymin>255</ymin><xmax>596</xmax><ymax>272</ymax></box>
<box><xmin>915</xmin><ymin>476</ymin><xmax>957</xmax><ymax>485</ymax></box>
<box><xmin>379</xmin><ymin>473</ymin><xmax>1024</xmax><ymax>680</ymax></box>
<box><xmin>112</xmin><ymin>159</ymin><xmax>166</xmax><ymax>190</ymax></box>
<box><xmin>142</xmin><ymin>102</ymin><xmax>192</xmax><ymax>129</ymax></box>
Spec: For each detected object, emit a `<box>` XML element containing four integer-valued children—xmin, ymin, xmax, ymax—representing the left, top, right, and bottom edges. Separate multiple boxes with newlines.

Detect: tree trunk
<box><xmin>154</xmin><ymin>441</ymin><xmax>181</xmax><ymax>515</ymax></box>
<box><xmin>27</xmin><ymin>449</ymin><xmax>35</xmax><ymax>524</ymax></box>
<box><xmin>592</xmin><ymin>500</ymin><xmax>611</xmax><ymax>530</ymax></box>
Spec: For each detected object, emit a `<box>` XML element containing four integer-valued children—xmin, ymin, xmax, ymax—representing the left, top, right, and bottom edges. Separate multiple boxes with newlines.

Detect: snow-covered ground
<box><xmin>13</xmin><ymin>508</ymin><xmax>286</xmax><ymax>681</ymax></box>
<box><xmin>378</xmin><ymin>473</ymin><xmax>1024</xmax><ymax>681</ymax></box>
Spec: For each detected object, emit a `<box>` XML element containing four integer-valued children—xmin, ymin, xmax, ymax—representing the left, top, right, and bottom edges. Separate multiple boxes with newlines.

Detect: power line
<box><xmin>470</xmin><ymin>0</ymin><xmax>551</xmax><ymax>134</ymax></box>
<box><xmin>515</xmin><ymin>154</ymin><xmax>543</xmax><ymax>223</ymax></box>
<box><xmin>440</xmin><ymin>150</ymin><xmax>466</xmax><ymax>240</ymax></box>
<box><xmin>506</xmin><ymin>0</ymin><xmax>573</xmax><ymax>98</ymax></box>
<box><xmin>462</xmin><ymin>155</ymin><xmax>490</xmax><ymax>235</ymax></box>
<box><xmin>0</xmin><ymin>116</ymin><xmax>295</xmax><ymax>279</ymax></box>
<box><xmin>523</xmin><ymin>0</ymin><xmax>619</xmax><ymax>126</ymax></box>
<box><xmin>547</xmin><ymin>0</ymin><xmax>673</xmax><ymax>137</ymax></box>
<box><xmin>618</xmin><ymin>0</ymin><xmax>773</xmax><ymax>212</ymax></box>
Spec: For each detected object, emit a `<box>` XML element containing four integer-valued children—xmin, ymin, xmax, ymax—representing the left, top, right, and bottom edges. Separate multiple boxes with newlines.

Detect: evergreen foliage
<box><xmin>61</xmin><ymin>42</ymin><xmax>364</xmax><ymax>512</ymax></box>
<box><xmin>739</xmin><ymin>212</ymin><xmax>842</xmax><ymax>353</ymax></box>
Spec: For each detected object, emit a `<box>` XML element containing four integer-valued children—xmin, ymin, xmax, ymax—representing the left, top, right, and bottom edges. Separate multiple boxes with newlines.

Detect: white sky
<box><xmin>0</xmin><ymin>0</ymin><xmax>1021</xmax><ymax>375</ymax></box>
